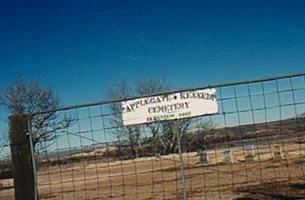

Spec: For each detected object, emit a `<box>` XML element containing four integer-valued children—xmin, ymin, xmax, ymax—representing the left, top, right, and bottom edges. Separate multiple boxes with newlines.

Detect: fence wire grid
<box><xmin>0</xmin><ymin>142</ymin><xmax>14</xmax><ymax>200</ymax></box>
<box><xmin>1</xmin><ymin>72</ymin><xmax>305</xmax><ymax>200</ymax></box>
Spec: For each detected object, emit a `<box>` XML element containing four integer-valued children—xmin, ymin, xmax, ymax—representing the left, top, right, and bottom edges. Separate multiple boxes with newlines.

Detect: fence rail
<box><xmin>1</xmin><ymin>72</ymin><xmax>305</xmax><ymax>200</ymax></box>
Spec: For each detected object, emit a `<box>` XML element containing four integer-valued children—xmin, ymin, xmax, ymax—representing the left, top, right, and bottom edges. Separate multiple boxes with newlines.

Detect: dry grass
<box><xmin>1</xmin><ymin>142</ymin><xmax>305</xmax><ymax>200</ymax></box>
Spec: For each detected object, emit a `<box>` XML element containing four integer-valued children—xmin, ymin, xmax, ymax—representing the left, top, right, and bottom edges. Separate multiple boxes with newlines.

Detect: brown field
<box><xmin>1</xmin><ymin>142</ymin><xmax>305</xmax><ymax>200</ymax></box>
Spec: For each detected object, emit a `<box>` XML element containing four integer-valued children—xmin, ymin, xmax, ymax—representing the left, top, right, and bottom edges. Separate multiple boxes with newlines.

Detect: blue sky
<box><xmin>0</xmin><ymin>0</ymin><xmax>305</xmax><ymax>155</ymax></box>
<box><xmin>0</xmin><ymin>0</ymin><xmax>304</xmax><ymax>106</ymax></box>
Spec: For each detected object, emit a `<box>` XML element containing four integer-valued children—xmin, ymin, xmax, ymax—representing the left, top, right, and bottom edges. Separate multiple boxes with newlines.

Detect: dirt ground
<box><xmin>1</xmin><ymin>142</ymin><xmax>305</xmax><ymax>200</ymax></box>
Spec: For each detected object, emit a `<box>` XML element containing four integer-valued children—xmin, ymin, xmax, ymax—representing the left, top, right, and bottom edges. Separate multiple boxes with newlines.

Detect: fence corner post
<box><xmin>9</xmin><ymin>114</ymin><xmax>36</xmax><ymax>200</ymax></box>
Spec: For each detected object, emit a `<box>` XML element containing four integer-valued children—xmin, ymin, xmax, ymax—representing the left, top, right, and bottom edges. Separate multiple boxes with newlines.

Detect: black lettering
<box><xmin>126</xmin><ymin>106</ymin><xmax>132</xmax><ymax>112</ymax></box>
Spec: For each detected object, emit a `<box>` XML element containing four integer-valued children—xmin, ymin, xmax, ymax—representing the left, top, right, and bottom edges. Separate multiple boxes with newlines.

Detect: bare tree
<box><xmin>107</xmin><ymin>80</ymin><xmax>142</xmax><ymax>158</ymax></box>
<box><xmin>136</xmin><ymin>79</ymin><xmax>168</xmax><ymax>155</ymax></box>
<box><xmin>136</xmin><ymin>79</ymin><xmax>194</xmax><ymax>154</ymax></box>
<box><xmin>160</xmin><ymin>119</ymin><xmax>192</xmax><ymax>154</ymax></box>
<box><xmin>1</xmin><ymin>77</ymin><xmax>73</xmax><ymax>151</ymax></box>
<box><xmin>181</xmin><ymin>121</ymin><xmax>216</xmax><ymax>152</ymax></box>
<box><xmin>0</xmin><ymin>133</ymin><xmax>9</xmax><ymax>157</ymax></box>
<box><xmin>108</xmin><ymin>78</ymin><xmax>210</xmax><ymax>156</ymax></box>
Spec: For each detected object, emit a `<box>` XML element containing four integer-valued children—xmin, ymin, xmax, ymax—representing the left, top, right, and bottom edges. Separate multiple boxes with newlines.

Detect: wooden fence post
<box><xmin>9</xmin><ymin>114</ymin><xmax>35</xmax><ymax>200</ymax></box>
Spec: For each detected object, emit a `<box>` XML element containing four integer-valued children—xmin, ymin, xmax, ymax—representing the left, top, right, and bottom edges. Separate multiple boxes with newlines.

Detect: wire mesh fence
<box><xmin>0</xmin><ymin>142</ymin><xmax>14</xmax><ymax>200</ymax></box>
<box><xmin>2</xmin><ymin>72</ymin><xmax>305</xmax><ymax>200</ymax></box>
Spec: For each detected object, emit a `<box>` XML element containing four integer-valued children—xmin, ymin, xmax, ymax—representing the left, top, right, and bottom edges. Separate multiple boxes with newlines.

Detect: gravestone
<box><xmin>273</xmin><ymin>144</ymin><xmax>282</xmax><ymax>159</ymax></box>
<box><xmin>223</xmin><ymin>149</ymin><xmax>232</xmax><ymax>163</ymax></box>
<box><xmin>245</xmin><ymin>145</ymin><xmax>255</xmax><ymax>161</ymax></box>
<box><xmin>197</xmin><ymin>149</ymin><xmax>208</xmax><ymax>164</ymax></box>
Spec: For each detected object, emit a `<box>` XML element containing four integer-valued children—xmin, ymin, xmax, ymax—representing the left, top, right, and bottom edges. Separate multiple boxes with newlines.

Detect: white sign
<box><xmin>121</xmin><ymin>89</ymin><xmax>218</xmax><ymax>126</ymax></box>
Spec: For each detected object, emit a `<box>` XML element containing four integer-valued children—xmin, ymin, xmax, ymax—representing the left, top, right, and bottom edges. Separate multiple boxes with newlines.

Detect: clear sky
<box><xmin>0</xmin><ymin>0</ymin><xmax>305</xmax><ymax>156</ymax></box>
<box><xmin>0</xmin><ymin>0</ymin><xmax>304</xmax><ymax>106</ymax></box>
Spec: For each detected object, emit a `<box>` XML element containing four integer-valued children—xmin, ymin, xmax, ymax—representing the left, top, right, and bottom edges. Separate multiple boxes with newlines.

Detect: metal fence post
<box><xmin>173</xmin><ymin>123</ymin><xmax>188</xmax><ymax>200</ymax></box>
<box><xmin>28</xmin><ymin>114</ymin><xmax>38</xmax><ymax>200</ymax></box>
<box><xmin>9</xmin><ymin>114</ymin><xmax>37</xmax><ymax>200</ymax></box>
